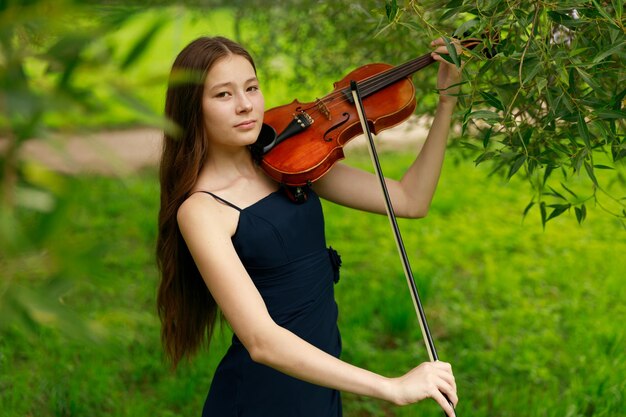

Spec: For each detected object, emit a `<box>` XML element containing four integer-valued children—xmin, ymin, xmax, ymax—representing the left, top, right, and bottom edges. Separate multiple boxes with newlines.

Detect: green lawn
<box><xmin>1</xmin><ymin>148</ymin><xmax>624</xmax><ymax>416</ymax></box>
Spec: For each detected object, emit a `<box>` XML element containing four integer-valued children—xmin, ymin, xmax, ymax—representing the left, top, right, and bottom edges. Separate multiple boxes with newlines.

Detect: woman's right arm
<box><xmin>177</xmin><ymin>194</ymin><xmax>458</xmax><ymax>416</ymax></box>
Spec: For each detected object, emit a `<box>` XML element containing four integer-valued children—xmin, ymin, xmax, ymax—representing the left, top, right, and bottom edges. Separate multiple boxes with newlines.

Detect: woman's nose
<box><xmin>236</xmin><ymin>94</ymin><xmax>253</xmax><ymax>113</ymax></box>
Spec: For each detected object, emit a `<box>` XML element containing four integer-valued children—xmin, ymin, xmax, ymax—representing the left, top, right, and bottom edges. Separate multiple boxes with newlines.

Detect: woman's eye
<box><xmin>215</xmin><ymin>91</ymin><xmax>231</xmax><ymax>98</ymax></box>
<box><xmin>248</xmin><ymin>85</ymin><xmax>259</xmax><ymax>92</ymax></box>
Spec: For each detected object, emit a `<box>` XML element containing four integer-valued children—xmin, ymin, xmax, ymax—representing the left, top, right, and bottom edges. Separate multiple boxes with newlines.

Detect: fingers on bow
<box><xmin>431</xmin><ymin>361</ymin><xmax>459</xmax><ymax>417</ymax></box>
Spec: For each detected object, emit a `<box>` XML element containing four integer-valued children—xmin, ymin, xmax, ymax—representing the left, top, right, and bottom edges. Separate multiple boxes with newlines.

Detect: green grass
<box><xmin>1</xmin><ymin>149</ymin><xmax>625</xmax><ymax>417</ymax></box>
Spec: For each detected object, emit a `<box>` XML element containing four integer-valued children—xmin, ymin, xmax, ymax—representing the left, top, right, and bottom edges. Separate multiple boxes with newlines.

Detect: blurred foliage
<box><xmin>0</xmin><ymin>0</ymin><xmax>167</xmax><ymax>338</ymax></box>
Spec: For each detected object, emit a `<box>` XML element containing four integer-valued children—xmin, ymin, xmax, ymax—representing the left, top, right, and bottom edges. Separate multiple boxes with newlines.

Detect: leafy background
<box><xmin>1</xmin><ymin>0</ymin><xmax>624</xmax><ymax>416</ymax></box>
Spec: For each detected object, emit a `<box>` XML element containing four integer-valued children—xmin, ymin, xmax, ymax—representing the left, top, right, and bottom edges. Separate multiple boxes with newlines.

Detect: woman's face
<box><xmin>202</xmin><ymin>54</ymin><xmax>264</xmax><ymax>149</ymax></box>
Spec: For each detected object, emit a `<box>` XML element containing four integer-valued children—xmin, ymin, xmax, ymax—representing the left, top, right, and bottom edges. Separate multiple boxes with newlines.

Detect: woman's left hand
<box><xmin>430</xmin><ymin>37</ymin><xmax>463</xmax><ymax>101</ymax></box>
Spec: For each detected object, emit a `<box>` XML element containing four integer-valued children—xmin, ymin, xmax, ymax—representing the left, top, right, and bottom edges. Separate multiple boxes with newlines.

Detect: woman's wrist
<box><xmin>437</xmin><ymin>95</ymin><xmax>458</xmax><ymax>112</ymax></box>
<box><xmin>376</xmin><ymin>376</ymin><xmax>401</xmax><ymax>405</ymax></box>
<box><xmin>438</xmin><ymin>91</ymin><xmax>458</xmax><ymax>104</ymax></box>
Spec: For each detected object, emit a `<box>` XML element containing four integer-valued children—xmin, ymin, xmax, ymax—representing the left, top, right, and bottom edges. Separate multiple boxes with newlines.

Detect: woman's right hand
<box><xmin>386</xmin><ymin>361</ymin><xmax>458</xmax><ymax>416</ymax></box>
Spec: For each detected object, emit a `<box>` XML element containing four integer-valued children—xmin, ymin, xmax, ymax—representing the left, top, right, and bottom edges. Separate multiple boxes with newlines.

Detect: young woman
<box><xmin>157</xmin><ymin>36</ymin><xmax>460</xmax><ymax>417</ymax></box>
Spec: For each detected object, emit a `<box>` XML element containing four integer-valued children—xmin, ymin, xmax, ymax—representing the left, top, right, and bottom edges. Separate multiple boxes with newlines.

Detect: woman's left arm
<box><xmin>314</xmin><ymin>38</ymin><xmax>462</xmax><ymax>218</ymax></box>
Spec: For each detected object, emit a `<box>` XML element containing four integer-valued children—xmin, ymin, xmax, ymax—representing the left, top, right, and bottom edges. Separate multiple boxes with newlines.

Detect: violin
<box><xmin>251</xmin><ymin>37</ymin><xmax>488</xmax><ymax>189</ymax></box>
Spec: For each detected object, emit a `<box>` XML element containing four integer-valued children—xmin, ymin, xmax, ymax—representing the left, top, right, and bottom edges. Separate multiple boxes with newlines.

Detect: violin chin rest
<box><xmin>250</xmin><ymin>123</ymin><xmax>278</xmax><ymax>162</ymax></box>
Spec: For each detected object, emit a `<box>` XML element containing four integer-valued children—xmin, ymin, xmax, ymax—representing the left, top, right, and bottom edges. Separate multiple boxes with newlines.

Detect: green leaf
<box><xmin>470</xmin><ymin>110</ymin><xmax>500</xmax><ymax>121</ymax></box>
<box><xmin>540</xmin><ymin>201</ymin><xmax>547</xmax><ymax>229</ymax></box>
<box><xmin>397</xmin><ymin>21</ymin><xmax>423</xmax><ymax>33</ymax></box>
<box><xmin>595</xmin><ymin>109</ymin><xmax>626</xmax><ymax>119</ymax></box>
<box><xmin>120</xmin><ymin>17</ymin><xmax>166</xmax><ymax>71</ymax></box>
<box><xmin>519</xmin><ymin>128</ymin><xmax>532</xmax><ymax>146</ymax></box>
<box><xmin>507</xmin><ymin>154</ymin><xmax>526</xmax><ymax>179</ymax></box>
<box><xmin>547</xmin><ymin>11</ymin><xmax>585</xmax><ymax>29</ymax></box>
<box><xmin>440</xmin><ymin>7</ymin><xmax>462</xmax><ymax>21</ymax></box>
<box><xmin>584</xmin><ymin>161</ymin><xmax>599</xmax><ymax>187</ymax></box>
<box><xmin>547</xmin><ymin>11</ymin><xmax>569</xmax><ymax>24</ymax></box>
<box><xmin>576</xmin><ymin>67</ymin><xmax>603</xmax><ymax>92</ymax></box>
<box><xmin>614</xmin><ymin>0</ymin><xmax>623</xmax><ymax>20</ymax></box>
<box><xmin>44</xmin><ymin>34</ymin><xmax>92</xmax><ymax>88</ymax></box>
<box><xmin>547</xmin><ymin>186</ymin><xmax>566</xmax><ymax>201</ymax></box>
<box><xmin>568</xmin><ymin>67</ymin><xmax>576</xmax><ymax>94</ymax></box>
<box><xmin>461</xmin><ymin>105</ymin><xmax>472</xmax><ymax>136</ymax></box>
<box><xmin>478</xmin><ymin>59</ymin><xmax>495</xmax><ymax>76</ymax></box>
<box><xmin>547</xmin><ymin>203</ymin><xmax>571</xmax><ymax>221</ymax></box>
<box><xmin>445</xmin><ymin>0</ymin><xmax>464</xmax><ymax>9</ymax></box>
<box><xmin>575</xmin><ymin>204</ymin><xmax>587</xmax><ymax>224</ymax></box>
<box><xmin>453</xmin><ymin>19</ymin><xmax>479</xmax><ymax>38</ymax></box>
<box><xmin>479</xmin><ymin>91</ymin><xmax>505</xmax><ymax>111</ymax></box>
<box><xmin>572</xmin><ymin>147</ymin><xmax>588</xmax><ymax>173</ymax></box>
<box><xmin>577</xmin><ymin>112</ymin><xmax>592</xmax><ymax>148</ymax></box>
<box><xmin>591</xmin><ymin>0</ymin><xmax>620</xmax><ymax>28</ymax></box>
<box><xmin>560</xmin><ymin>182</ymin><xmax>578</xmax><ymax>198</ymax></box>
<box><xmin>523</xmin><ymin>200</ymin><xmax>535</xmax><ymax>219</ymax></box>
<box><xmin>535</xmin><ymin>76</ymin><xmax>548</xmax><ymax>96</ymax></box>
<box><xmin>611</xmin><ymin>88</ymin><xmax>626</xmax><ymax>109</ymax></box>
<box><xmin>522</xmin><ymin>58</ymin><xmax>542</xmax><ymax>85</ymax></box>
<box><xmin>442</xmin><ymin>36</ymin><xmax>461</xmax><ymax>68</ymax></box>
<box><xmin>385</xmin><ymin>0</ymin><xmax>398</xmax><ymax>22</ymax></box>
<box><xmin>592</xmin><ymin>40</ymin><xmax>626</xmax><ymax>63</ymax></box>
<box><xmin>482</xmin><ymin>127</ymin><xmax>493</xmax><ymax>149</ymax></box>
<box><xmin>543</xmin><ymin>165</ymin><xmax>554</xmax><ymax>186</ymax></box>
<box><xmin>475</xmin><ymin>151</ymin><xmax>496</xmax><ymax>164</ymax></box>
<box><xmin>462</xmin><ymin>141</ymin><xmax>482</xmax><ymax>151</ymax></box>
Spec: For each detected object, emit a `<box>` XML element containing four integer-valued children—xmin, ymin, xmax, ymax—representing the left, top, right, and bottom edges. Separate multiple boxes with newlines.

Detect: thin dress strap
<box><xmin>193</xmin><ymin>191</ymin><xmax>242</xmax><ymax>212</ymax></box>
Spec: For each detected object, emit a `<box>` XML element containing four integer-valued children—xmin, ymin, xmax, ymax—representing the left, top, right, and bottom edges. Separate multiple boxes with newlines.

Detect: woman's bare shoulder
<box><xmin>177</xmin><ymin>192</ymin><xmax>239</xmax><ymax>237</ymax></box>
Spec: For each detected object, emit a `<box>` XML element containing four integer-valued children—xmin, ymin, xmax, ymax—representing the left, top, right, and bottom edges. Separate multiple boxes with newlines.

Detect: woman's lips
<box><xmin>235</xmin><ymin>120</ymin><xmax>256</xmax><ymax>129</ymax></box>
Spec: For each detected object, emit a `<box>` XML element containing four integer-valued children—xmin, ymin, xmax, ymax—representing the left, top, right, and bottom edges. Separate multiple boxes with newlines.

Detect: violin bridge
<box><xmin>316</xmin><ymin>99</ymin><xmax>331</xmax><ymax>120</ymax></box>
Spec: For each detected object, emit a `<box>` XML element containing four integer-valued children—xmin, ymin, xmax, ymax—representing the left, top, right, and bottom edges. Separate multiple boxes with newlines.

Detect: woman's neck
<box><xmin>195</xmin><ymin>145</ymin><xmax>274</xmax><ymax>196</ymax></box>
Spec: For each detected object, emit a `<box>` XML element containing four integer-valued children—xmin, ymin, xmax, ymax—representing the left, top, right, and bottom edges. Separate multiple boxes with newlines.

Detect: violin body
<box><xmin>253</xmin><ymin>36</ymin><xmax>492</xmax><ymax>187</ymax></box>
<box><xmin>259</xmin><ymin>63</ymin><xmax>416</xmax><ymax>186</ymax></box>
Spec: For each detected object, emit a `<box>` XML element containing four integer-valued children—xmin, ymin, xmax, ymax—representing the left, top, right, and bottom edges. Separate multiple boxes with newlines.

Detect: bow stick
<box><xmin>349</xmin><ymin>80</ymin><xmax>456</xmax><ymax>416</ymax></box>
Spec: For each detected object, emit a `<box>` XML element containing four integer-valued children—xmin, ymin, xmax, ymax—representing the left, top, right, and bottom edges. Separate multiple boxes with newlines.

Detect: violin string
<box><xmin>358</xmin><ymin>54</ymin><xmax>434</xmax><ymax>96</ymax></box>
<box><xmin>341</xmin><ymin>54</ymin><xmax>433</xmax><ymax>106</ymax></box>
<box><xmin>317</xmin><ymin>54</ymin><xmax>435</xmax><ymax>114</ymax></box>
<box><xmin>361</xmin><ymin>37</ymin><xmax>484</xmax><ymax>92</ymax></box>
<box><xmin>308</xmin><ymin>54</ymin><xmax>429</xmax><ymax>107</ymax></box>
<box><xmin>318</xmin><ymin>37</ymin><xmax>481</xmax><ymax>110</ymax></box>
<box><xmin>293</xmin><ymin>53</ymin><xmax>436</xmax><ymax>124</ymax></box>
<box><xmin>278</xmin><ymin>39</ymin><xmax>482</xmax><ymax>131</ymax></box>
<box><xmin>330</xmin><ymin>54</ymin><xmax>432</xmax><ymax>104</ymax></box>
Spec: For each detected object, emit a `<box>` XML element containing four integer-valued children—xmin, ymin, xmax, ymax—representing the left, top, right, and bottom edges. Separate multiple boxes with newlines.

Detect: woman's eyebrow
<box><xmin>209</xmin><ymin>77</ymin><xmax>258</xmax><ymax>90</ymax></box>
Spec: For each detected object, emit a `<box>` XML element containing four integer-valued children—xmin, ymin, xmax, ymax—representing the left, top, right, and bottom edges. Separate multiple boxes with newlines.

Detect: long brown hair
<box><xmin>156</xmin><ymin>36</ymin><xmax>256</xmax><ymax>369</ymax></box>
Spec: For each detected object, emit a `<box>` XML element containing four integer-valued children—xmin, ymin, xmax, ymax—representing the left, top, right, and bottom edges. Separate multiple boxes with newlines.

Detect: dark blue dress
<box><xmin>200</xmin><ymin>188</ymin><xmax>342</xmax><ymax>417</ymax></box>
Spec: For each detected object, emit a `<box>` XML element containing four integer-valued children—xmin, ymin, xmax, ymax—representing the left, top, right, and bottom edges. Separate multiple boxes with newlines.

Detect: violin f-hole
<box><xmin>323</xmin><ymin>112</ymin><xmax>350</xmax><ymax>142</ymax></box>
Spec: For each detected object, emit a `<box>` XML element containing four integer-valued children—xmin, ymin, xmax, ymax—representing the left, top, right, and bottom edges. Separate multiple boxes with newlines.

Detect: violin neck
<box><xmin>356</xmin><ymin>53</ymin><xmax>435</xmax><ymax>98</ymax></box>
<box><xmin>350</xmin><ymin>37</ymin><xmax>487</xmax><ymax>100</ymax></box>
